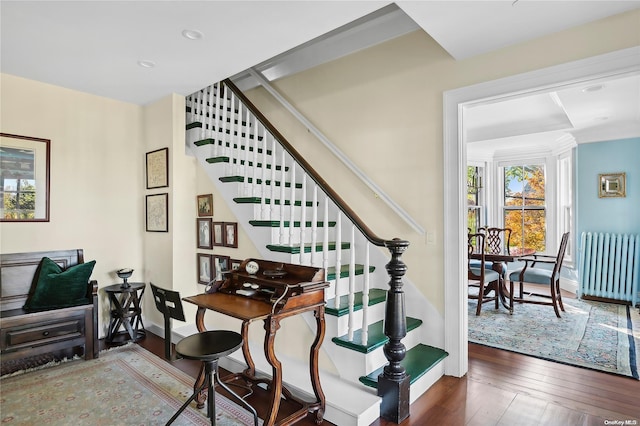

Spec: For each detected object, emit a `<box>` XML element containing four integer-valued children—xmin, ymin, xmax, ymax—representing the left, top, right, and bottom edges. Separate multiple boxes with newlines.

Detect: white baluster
<box><xmin>214</xmin><ymin>83</ymin><xmax>222</xmax><ymax>156</ymax></box>
<box><xmin>348</xmin><ymin>224</ymin><xmax>356</xmax><ymax>341</ymax></box>
<box><xmin>242</xmin><ymin>104</ymin><xmax>251</xmax><ymax>196</ymax></box>
<box><xmin>361</xmin><ymin>241</ymin><xmax>370</xmax><ymax>346</ymax></box>
<box><xmin>299</xmin><ymin>174</ymin><xmax>307</xmax><ymax>265</ymax></box>
<box><xmin>311</xmin><ymin>185</ymin><xmax>318</xmax><ymax>266</ymax></box>
<box><xmin>221</xmin><ymin>85</ymin><xmax>229</xmax><ymax>159</ymax></box>
<box><xmin>322</xmin><ymin>195</ymin><xmax>329</xmax><ymax>275</ymax></box>
<box><xmin>270</xmin><ymin>138</ymin><xmax>277</xmax><ymax>220</ymax></box>
<box><xmin>207</xmin><ymin>85</ymin><xmax>214</xmax><ymax>140</ymax></box>
<box><xmin>289</xmin><ymin>163</ymin><xmax>296</xmax><ymax>251</ymax></box>
<box><xmin>227</xmin><ymin>91</ymin><xmax>237</xmax><ymax>176</ymax></box>
<box><xmin>279</xmin><ymin>151</ymin><xmax>286</xmax><ymax>245</ymax></box>
<box><xmin>333</xmin><ymin>214</ymin><xmax>342</xmax><ymax>309</ymax></box>
<box><xmin>261</xmin><ymin>128</ymin><xmax>269</xmax><ymax>220</ymax></box>
<box><xmin>252</xmin><ymin>116</ymin><xmax>259</xmax><ymax>196</ymax></box>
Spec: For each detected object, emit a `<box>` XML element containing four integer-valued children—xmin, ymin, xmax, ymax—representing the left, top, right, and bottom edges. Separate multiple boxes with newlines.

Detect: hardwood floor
<box><xmin>132</xmin><ymin>332</ymin><xmax>639</xmax><ymax>426</ymax></box>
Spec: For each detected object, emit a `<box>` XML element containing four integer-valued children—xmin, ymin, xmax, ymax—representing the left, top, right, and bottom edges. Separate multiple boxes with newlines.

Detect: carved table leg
<box><xmin>194</xmin><ymin>307</ymin><xmax>207</xmax><ymax>409</ymax></box>
<box><xmin>309</xmin><ymin>306</ymin><xmax>326</xmax><ymax>424</ymax></box>
<box><xmin>263</xmin><ymin>316</ymin><xmax>283</xmax><ymax>426</ymax></box>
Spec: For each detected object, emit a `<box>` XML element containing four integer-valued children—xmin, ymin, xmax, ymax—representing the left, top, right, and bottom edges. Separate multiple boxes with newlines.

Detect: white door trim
<box><xmin>442</xmin><ymin>46</ymin><xmax>640</xmax><ymax>377</ymax></box>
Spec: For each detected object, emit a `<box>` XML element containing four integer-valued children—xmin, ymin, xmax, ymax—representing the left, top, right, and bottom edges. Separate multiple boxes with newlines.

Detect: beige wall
<box><xmin>242</xmin><ymin>9</ymin><xmax>640</xmax><ymax>314</ymax></box>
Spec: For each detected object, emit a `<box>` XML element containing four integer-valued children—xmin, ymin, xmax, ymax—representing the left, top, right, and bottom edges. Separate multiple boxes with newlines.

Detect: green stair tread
<box><xmin>266</xmin><ymin>242</ymin><xmax>350</xmax><ymax>254</ymax></box>
<box><xmin>205</xmin><ymin>157</ymin><xmax>288</xmax><ymax>170</ymax></box>
<box><xmin>219</xmin><ymin>176</ymin><xmax>302</xmax><ymax>188</ymax></box>
<box><xmin>358</xmin><ymin>344</ymin><xmax>448</xmax><ymax>388</ymax></box>
<box><xmin>194</xmin><ymin>138</ymin><xmax>270</xmax><ymax>154</ymax></box>
<box><xmin>233</xmin><ymin>197</ymin><xmax>315</xmax><ymax>207</ymax></box>
<box><xmin>249</xmin><ymin>220</ymin><xmax>336</xmax><ymax>228</ymax></box>
<box><xmin>325</xmin><ymin>288</ymin><xmax>386</xmax><ymax>317</ymax></box>
<box><xmin>326</xmin><ymin>264</ymin><xmax>375</xmax><ymax>281</ymax></box>
<box><xmin>332</xmin><ymin>317</ymin><xmax>422</xmax><ymax>353</ymax></box>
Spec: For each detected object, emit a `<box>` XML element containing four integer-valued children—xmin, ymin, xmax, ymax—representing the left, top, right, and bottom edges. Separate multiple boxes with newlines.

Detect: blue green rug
<box><xmin>468</xmin><ymin>296</ymin><xmax>640</xmax><ymax>379</ymax></box>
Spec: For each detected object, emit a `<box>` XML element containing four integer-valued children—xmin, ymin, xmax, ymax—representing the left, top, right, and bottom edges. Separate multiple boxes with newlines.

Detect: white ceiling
<box><xmin>2</xmin><ymin>1</ymin><xmax>639</xmax><ymax>150</ymax></box>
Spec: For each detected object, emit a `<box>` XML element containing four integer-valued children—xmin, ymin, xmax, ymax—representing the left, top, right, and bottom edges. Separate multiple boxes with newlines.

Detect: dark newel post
<box><xmin>378</xmin><ymin>238</ymin><xmax>410</xmax><ymax>423</ymax></box>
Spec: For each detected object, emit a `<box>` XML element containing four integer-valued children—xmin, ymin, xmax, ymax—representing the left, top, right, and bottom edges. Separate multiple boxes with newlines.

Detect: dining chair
<box><xmin>508</xmin><ymin>232</ymin><xmax>570</xmax><ymax>318</ymax></box>
<box><xmin>468</xmin><ymin>233</ymin><xmax>501</xmax><ymax>315</ymax></box>
<box><xmin>471</xmin><ymin>227</ymin><xmax>512</xmax><ymax>279</ymax></box>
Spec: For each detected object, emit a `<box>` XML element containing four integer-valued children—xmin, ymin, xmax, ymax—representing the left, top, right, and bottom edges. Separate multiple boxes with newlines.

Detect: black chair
<box><xmin>508</xmin><ymin>232</ymin><xmax>570</xmax><ymax>318</ymax></box>
<box><xmin>150</xmin><ymin>283</ymin><xmax>258</xmax><ymax>426</ymax></box>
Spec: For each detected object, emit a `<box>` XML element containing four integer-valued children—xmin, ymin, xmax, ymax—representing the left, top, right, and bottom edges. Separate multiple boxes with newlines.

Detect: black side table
<box><xmin>105</xmin><ymin>282</ymin><xmax>146</xmax><ymax>344</ymax></box>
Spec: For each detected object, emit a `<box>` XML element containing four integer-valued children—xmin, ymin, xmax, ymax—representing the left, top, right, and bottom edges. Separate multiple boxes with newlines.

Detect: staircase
<box><xmin>185</xmin><ymin>80</ymin><xmax>447</xmax><ymax>425</ymax></box>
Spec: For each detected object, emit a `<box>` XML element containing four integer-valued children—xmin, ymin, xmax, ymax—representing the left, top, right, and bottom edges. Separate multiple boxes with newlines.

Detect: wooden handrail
<box><xmin>224</xmin><ymin>78</ymin><xmax>389</xmax><ymax>247</ymax></box>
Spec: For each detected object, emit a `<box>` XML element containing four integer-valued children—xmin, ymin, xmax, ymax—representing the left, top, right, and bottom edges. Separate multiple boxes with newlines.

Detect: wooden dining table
<box><xmin>470</xmin><ymin>247</ymin><xmax>536</xmax><ymax>313</ymax></box>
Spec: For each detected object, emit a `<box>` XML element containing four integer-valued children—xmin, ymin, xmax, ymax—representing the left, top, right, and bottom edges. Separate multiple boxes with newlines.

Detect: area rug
<box><xmin>0</xmin><ymin>344</ymin><xmax>259</xmax><ymax>425</ymax></box>
<box><xmin>468</xmin><ymin>296</ymin><xmax>640</xmax><ymax>379</ymax></box>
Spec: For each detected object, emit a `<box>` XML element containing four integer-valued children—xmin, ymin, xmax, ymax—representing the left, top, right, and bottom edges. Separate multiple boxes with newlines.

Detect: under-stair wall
<box><xmin>184</xmin><ymin>80</ymin><xmax>447</xmax><ymax>425</ymax></box>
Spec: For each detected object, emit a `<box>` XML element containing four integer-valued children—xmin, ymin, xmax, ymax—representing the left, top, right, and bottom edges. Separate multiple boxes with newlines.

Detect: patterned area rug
<box><xmin>468</xmin><ymin>295</ymin><xmax>640</xmax><ymax>379</ymax></box>
<box><xmin>0</xmin><ymin>344</ymin><xmax>259</xmax><ymax>425</ymax></box>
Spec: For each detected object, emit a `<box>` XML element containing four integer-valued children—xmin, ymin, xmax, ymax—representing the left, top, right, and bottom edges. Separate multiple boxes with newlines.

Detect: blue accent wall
<box><xmin>576</xmin><ymin>137</ymin><xmax>640</xmax><ymax>240</ymax></box>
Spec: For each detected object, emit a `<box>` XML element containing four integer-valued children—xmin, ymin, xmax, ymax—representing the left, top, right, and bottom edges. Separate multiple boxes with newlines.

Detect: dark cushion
<box><xmin>24</xmin><ymin>257</ymin><xmax>96</xmax><ymax>311</ymax></box>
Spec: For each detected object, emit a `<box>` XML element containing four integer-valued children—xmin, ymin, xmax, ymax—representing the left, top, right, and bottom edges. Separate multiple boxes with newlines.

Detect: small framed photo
<box><xmin>213</xmin><ymin>255</ymin><xmax>230</xmax><ymax>280</ymax></box>
<box><xmin>197</xmin><ymin>253</ymin><xmax>213</xmax><ymax>284</ymax></box>
<box><xmin>197</xmin><ymin>194</ymin><xmax>213</xmax><ymax>217</ymax></box>
<box><xmin>230</xmin><ymin>259</ymin><xmax>242</xmax><ymax>271</ymax></box>
<box><xmin>146</xmin><ymin>193</ymin><xmax>168</xmax><ymax>232</ymax></box>
<box><xmin>224</xmin><ymin>222</ymin><xmax>238</xmax><ymax>248</ymax></box>
<box><xmin>598</xmin><ymin>172</ymin><xmax>626</xmax><ymax>198</ymax></box>
<box><xmin>212</xmin><ymin>221</ymin><xmax>224</xmax><ymax>246</ymax></box>
<box><xmin>197</xmin><ymin>218</ymin><xmax>213</xmax><ymax>249</ymax></box>
<box><xmin>146</xmin><ymin>147</ymin><xmax>169</xmax><ymax>189</ymax></box>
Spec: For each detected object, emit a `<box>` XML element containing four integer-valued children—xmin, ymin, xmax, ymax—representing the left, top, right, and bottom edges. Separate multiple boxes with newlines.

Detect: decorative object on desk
<box><xmin>0</xmin><ymin>133</ymin><xmax>51</xmax><ymax>222</ymax></box>
<box><xmin>467</xmin><ymin>295</ymin><xmax>640</xmax><ymax>379</ymax></box>
<box><xmin>197</xmin><ymin>217</ymin><xmax>213</xmax><ymax>249</ymax></box>
<box><xmin>197</xmin><ymin>193</ymin><xmax>213</xmax><ymax>217</ymax></box>
<box><xmin>145</xmin><ymin>147</ymin><xmax>168</xmax><ymax>189</ymax></box>
<box><xmin>197</xmin><ymin>253</ymin><xmax>213</xmax><ymax>285</ymax></box>
<box><xmin>598</xmin><ymin>172</ymin><xmax>626</xmax><ymax>198</ymax></box>
<box><xmin>146</xmin><ymin>193</ymin><xmax>168</xmax><ymax>232</ymax></box>
<box><xmin>230</xmin><ymin>259</ymin><xmax>242</xmax><ymax>271</ymax></box>
<box><xmin>245</xmin><ymin>260</ymin><xmax>259</xmax><ymax>275</ymax></box>
<box><xmin>212</xmin><ymin>221</ymin><xmax>224</xmax><ymax>246</ymax></box>
<box><xmin>224</xmin><ymin>222</ymin><xmax>238</xmax><ymax>248</ymax></box>
<box><xmin>0</xmin><ymin>344</ymin><xmax>260</xmax><ymax>425</ymax></box>
<box><xmin>116</xmin><ymin>268</ymin><xmax>133</xmax><ymax>288</ymax></box>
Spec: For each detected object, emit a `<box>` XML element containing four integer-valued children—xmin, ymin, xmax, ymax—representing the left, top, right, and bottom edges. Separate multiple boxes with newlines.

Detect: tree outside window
<box><xmin>503</xmin><ymin>165</ymin><xmax>546</xmax><ymax>252</ymax></box>
<box><xmin>467</xmin><ymin>166</ymin><xmax>483</xmax><ymax>233</ymax></box>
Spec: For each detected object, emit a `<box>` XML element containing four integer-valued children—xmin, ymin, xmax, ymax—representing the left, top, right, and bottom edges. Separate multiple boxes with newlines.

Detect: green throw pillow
<box><xmin>24</xmin><ymin>257</ymin><xmax>96</xmax><ymax>311</ymax></box>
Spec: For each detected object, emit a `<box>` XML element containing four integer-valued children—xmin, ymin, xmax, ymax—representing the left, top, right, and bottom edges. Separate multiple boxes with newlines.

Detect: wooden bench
<box><xmin>0</xmin><ymin>249</ymin><xmax>99</xmax><ymax>368</ymax></box>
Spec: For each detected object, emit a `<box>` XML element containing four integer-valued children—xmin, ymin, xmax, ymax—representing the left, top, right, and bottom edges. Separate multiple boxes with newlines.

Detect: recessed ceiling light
<box><xmin>182</xmin><ymin>29</ymin><xmax>203</xmax><ymax>40</ymax></box>
<box><xmin>137</xmin><ymin>60</ymin><xmax>156</xmax><ymax>68</ymax></box>
<box><xmin>582</xmin><ymin>84</ymin><xmax>604</xmax><ymax>93</ymax></box>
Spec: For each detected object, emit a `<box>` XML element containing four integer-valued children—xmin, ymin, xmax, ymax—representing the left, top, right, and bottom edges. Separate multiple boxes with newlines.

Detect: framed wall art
<box><xmin>0</xmin><ymin>133</ymin><xmax>50</xmax><ymax>222</ymax></box>
<box><xmin>146</xmin><ymin>193</ymin><xmax>168</xmax><ymax>232</ymax></box>
<box><xmin>213</xmin><ymin>255</ymin><xmax>230</xmax><ymax>280</ymax></box>
<box><xmin>223</xmin><ymin>222</ymin><xmax>238</xmax><ymax>248</ymax></box>
<box><xmin>212</xmin><ymin>221</ymin><xmax>224</xmax><ymax>246</ymax></box>
<box><xmin>230</xmin><ymin>259</ymin><xmax>242</xmax><ymax>271</ymax></box>
<box><xmin>197</xmin><ymin>218</ymin><xmax>213</xmax><ymax>249</ymax></box>
<box><xmin>197</xmin><ymin>253</ymin><xmax>213</xmax><ymax>284</ymax></box>
<box><xmin>197</xmin><ymin>194</ymin><xmax>213</xmax><ymax>217</ymax></box>
<box><xmin>146</xmin><ymin>147</ymin><xmax>169</xmax><ymax>189</ymax></box>
<box><xmin>598</xmin><ymin>172</ymin><xmax>626</xmax><ymax>198</ymax></box>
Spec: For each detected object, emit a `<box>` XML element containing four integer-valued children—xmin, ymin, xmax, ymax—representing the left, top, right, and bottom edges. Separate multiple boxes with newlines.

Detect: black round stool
<box><xmin>166</xmin><ymin>330</ymin><xmax>258</xmax><ymax>425</ymax></box>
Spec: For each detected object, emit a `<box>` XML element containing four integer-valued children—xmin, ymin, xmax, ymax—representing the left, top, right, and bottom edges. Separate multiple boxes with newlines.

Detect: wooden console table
<box><xmin>183</xmin><ymin>259</ymin><xmax>328</xmax><ymax>426</ymax></box>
